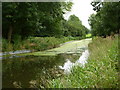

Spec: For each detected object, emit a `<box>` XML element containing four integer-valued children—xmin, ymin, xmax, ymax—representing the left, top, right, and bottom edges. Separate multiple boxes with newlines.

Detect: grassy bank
<box><xmin>2</xmin><ymin>37</ymin><xmax>81</xmax><ymax>52</ymax></box>
<box><xmin>49</xmin><ymin>35</ymin><xmax>119</xmax><ymax>88</ymax></box>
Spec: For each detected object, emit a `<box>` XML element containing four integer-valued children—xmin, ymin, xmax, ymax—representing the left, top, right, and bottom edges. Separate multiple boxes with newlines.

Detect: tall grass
<box><xmin>49</xmin><ymin>35</ymin><xmax>119</xmax><ymax>88</ymax></box>
<box><xmin>2</xmin><ymin>36</ymin><xmax>80</xmax><ymax>52</ymax></box>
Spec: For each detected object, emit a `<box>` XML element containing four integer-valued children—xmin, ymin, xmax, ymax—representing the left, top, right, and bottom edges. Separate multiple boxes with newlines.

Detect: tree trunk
<box><xmin>8</xmin><ymin>25</ymin><xmax>13</xmax><ymax>43</ymax></box>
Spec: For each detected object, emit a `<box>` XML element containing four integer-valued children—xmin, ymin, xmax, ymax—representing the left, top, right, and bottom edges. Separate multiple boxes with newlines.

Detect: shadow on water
<box><xmin>2</xmin><ymin>53</ymin><xmax>80</xmax><ymax>88</ymax></box>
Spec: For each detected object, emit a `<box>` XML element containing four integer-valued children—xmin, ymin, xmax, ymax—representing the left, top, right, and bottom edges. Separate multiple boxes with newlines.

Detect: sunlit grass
<box><xmin>86</xmin><ymin>33</ymin><xmax>92</xmax><ymax>38</ymax></box>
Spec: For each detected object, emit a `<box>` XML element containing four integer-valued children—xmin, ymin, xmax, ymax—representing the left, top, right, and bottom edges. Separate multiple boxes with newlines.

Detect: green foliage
<box><xmin>63</xmin><ymin>15</ymin><xmax>89</xmax><ymax>37</ymax></box>
<box><xmin>86</xmin><ymin>33</ymin><xmax>92</xmax><ymax>38</ymax></box>
<box><xmin>2</xmin><ymin>2</ymin><xmax>88</xmax><ymax>44</ymax></box>
<box><xmin>2</xmin><ymin>2</ymin><xmax>73</xmax><ymax>42</ymax></box>
<box><xmin>91</xmin><ymin>1</ymin><xmax>103</xmax><ymax>12</ymax></box>
<box><xmin>2</xmin><ymin>36</ymin><xmax>79</xmax><ymax>52</ymax></box>
<box><xmin>27</xmin><ymin>37</ymin><xmax>80</xmax><ymax>51</ymax></box>
<box><xmin>49</xmin><ymin>36</ymin><xmax>119</xmax><ymax>88</ymax></box>
<box><xmin>2</xmin><ymin>38</ymin><xmax>13</xmax><ymax>52</ymax></box>
<box><xmin>28</xmin><ymin>38</ymin><xmax>91</xmax><ymax>56</ymax></box>
<box><xmin>49</xmin><ymin>78</ymin><xmax>63</xmax><ymax>88</ymax></box>
<box><xmin>89</xmin><ymin>2</ymin><xmax>120</xmax><ymax>37</ymax></box>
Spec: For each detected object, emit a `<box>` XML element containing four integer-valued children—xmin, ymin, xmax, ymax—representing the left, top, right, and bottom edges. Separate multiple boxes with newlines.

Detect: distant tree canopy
<box><xmin>63</xmin><ymin>15</ymin><xmax>89</xmax><ymax>37</ymax></box>
<box><xmin>89</xmin><ymin>2</ymin><xmax>120</xmax><ymax>37</ymax></box>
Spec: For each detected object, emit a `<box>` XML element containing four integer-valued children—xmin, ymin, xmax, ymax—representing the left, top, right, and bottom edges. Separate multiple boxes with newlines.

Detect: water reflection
<box><xmin>59</xmin><ymin>59</ymin><xmax>74</xmax><ymax>74</ymax></box>
<box><xmin>59</xmin><ymin>50</ymin><xmax>89</xmax><ymax>74</ymax></box>
<box><xmin>2</xmin><ymin>54</ymin><xmax>80</xmax><ymax>88</ymax></box>
<box><xmin>0</xmin><ymin>50</ymin><xmax>31</xmax><ymax>56</ymax></box>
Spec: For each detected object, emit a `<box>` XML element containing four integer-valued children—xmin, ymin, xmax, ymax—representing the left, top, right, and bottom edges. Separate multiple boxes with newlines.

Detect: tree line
<box><xmin>63</xmin><ymin>15</ymin><xmax>89</xmax><ymax>38</ymax></box>
<box><xmin>2</xmin><ymin>2</ymin><xmax>89</xmax><ymax>43</ymax></box>
<box><xmin>89</xmin><ymin>2</ymin><xmax>120</xmax><ymax>37</ymax></box>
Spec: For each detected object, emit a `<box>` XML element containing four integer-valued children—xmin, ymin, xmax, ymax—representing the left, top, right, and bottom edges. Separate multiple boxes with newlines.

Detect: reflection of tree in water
<box><xmin>3</xmin><ymin>56</ymin><xmax>38</xmax><ymax>88</ymax></box>
<box><xmin>2</xmin><ymin>55</ymin><xmax>67</xmax><ymax>88</ymax></box>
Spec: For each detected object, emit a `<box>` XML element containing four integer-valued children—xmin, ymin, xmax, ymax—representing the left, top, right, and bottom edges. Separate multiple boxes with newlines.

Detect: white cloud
<box><xmin>64</xmin><ymin>0</ymin><xmax>96</xmax><ymax>29</ymax></box>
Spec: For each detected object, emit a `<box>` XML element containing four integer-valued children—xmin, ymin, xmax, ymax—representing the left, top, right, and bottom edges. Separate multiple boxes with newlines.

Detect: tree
<box><xmin>2</xmin><ymin>2</ymin><xmax>73</xmax><ymax>42</ymax></box>
<box><xmin>91</xmin><ymin>1</ymin><xmax>103</xmax><ymax>12</ymax></box>
<box><xmin>2</xmin><ymin>2</ymin><xmax>39</xmax><ymax>42</ymax></box>
<box><xmin>63</xmin><ymin>15</ymin><xmax>89</xmax><ymax>37</ymax></box>
<box><xmin>35</xmin><ymin>2</ymin><xmax>73</xmax><ymax>37</ymax></box>
<box><xmin>89</xmin><ymin>2</ymin><xmax>120</xmax><ymax>37</ymax></box>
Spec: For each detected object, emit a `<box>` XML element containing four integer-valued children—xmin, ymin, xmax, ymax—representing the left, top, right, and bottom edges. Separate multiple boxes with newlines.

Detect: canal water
<box><xmin>2</xmin><ymin>53</ymin><xmax>82</xmax><ymax>88</ymax></box>
<box><xmin>2</xmin><ymin>38</ymin><xmax>92</xmax><ymax>88</ymax></box>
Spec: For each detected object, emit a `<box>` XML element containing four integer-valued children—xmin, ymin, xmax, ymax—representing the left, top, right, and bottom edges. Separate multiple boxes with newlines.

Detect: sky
<box><xmin>64</xmin><ymin>0</ymin><xmax>96</xmax><ymax>29</ymax></box>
